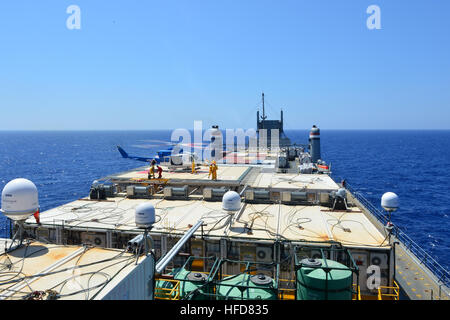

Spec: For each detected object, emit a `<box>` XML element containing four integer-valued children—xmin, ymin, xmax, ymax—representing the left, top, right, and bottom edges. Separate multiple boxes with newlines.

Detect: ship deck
<box><xmin>395</xmin><ymin>244</ymin><xmax>449</xmax><ymax>300</ymax></box>
<box><xmin>105</xmin><ymin>163</ymin><xmax>340</xmax><ymax>191</ymax></box>
<box><xmin>345</xmin><ymin>189</ymin><xmax>450</xmax><ymax>300</ymax></box>
<box><xmin>108</xmin><ymin>164</ymin><xmax>252</xmax><ymax>182</ymax></box>
<box><xmin>19</xmin><ymin>162</ymin><xmax>450</xmax><ymax>300</ymax></box>
<box><xmin>0</xmin><ymin>240</ymin><xmax>153</xmax><ymax>300</ymax></box>
<box><xmin>249</xmin><ymin>173</ymin><xmax>339</xmax><ymax>191</ymax></box>
<box><xmin>28</xmin><ymin>197</ymin><xmax>389</xmax><ymax>249</ymax></box>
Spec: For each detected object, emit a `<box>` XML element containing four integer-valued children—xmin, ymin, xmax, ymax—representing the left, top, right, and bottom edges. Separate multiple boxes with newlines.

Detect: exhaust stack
<box><xmin>309</xmin><ymin>125</ymin><xmax>321</xmax><ymax>163</ymax></box>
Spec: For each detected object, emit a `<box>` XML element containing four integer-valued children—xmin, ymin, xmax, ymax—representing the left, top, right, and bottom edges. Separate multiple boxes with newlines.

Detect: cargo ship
<box><xmin>0</xmin><ymin>94</ymin><xmax>448</xmax><ymax>301</ymax></box>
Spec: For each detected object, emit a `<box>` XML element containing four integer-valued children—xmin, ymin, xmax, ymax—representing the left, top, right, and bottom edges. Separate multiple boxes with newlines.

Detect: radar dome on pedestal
<box><xmin>222</xmin><ymin>191</ymin><xmax>241</xmax><ymax>212</ymax></box>
<box><xmin>381</xmin><ymin>192</ymin><xmax>399</xmax><ymax>212</ymax></box>
<box><xmin>1</xmin><ymin>178</ymin><xmax>39</xmax><ymax>221</ymax></box>
<box><xmin>135</xmin><ymin>202</ymin><xmax>156</xmax><ymax>228</ymax></box>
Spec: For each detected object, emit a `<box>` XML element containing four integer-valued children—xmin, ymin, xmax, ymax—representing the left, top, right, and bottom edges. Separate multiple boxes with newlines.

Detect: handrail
<box><xmin>154</xmin><ymin>278</ymin><xmax>181</xmax><ymax>300</ymax></box>
<box><xmin>278</xmin><ymin>278</ymin><xmax>296</xmax><ymax>300</ymax></box>
<box><xmin>338</xmin><ymin>177</ymin><xmax>450</xmax><ymax>288</ymax></box>
<box><xmin>0</xmin><ymin>221</ymin><xmax>9</xmax><ymax>239</ymax></box>
<box><xmin>278</xmin><ymin>288</ymin><xmax>296</xmax><ymax>300</ymax></box>
<box><xmin>377</xmin><ymin>280</ymin><xmax>400</xmax><ymax>300</ymax></box>
<box><xmin>352</xmin><ymin>284</ymin><xmax>361</xmax><ymax>300</ymax></box>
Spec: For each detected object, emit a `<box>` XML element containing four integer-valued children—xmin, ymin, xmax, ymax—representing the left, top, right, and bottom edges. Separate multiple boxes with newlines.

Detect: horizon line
<box><xmin>1</xmin><ymin>128</ymin><xmax>450</xmax><ymax>132</ymax></box>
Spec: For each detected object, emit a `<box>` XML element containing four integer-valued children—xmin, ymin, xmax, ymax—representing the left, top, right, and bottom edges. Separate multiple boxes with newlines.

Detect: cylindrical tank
<box><xmin>210</xmin><ymin>125</ymin><xmax>222</xmax><ymax>160</ymax></box>
<box><xmin>309</xmin><ymin>125</ymin><xmax>321</xmax><ymax>163</ymax></box>
<box><xmin>216</xmin><ymin>273</ymin><xmax>277</xmax><ymax>300</ymax></box>
<box><xmin>175</xmin><ymin>269</ymin><xmax>214</xmax><ymax>300</ymax></box>
<box><xmin>296</xmin><ymin>258</ymin><xmax>352</xmax><ymax>300</ymax></box>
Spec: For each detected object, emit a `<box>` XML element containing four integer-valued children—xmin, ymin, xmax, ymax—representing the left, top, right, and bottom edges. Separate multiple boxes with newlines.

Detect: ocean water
<box><xmin>0</xmin><ymin>130</ymin><xmax>449</xmax><ymax>271</ymax></box>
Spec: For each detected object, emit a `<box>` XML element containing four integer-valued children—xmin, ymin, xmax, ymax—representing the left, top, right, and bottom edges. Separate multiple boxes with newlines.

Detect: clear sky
<box><xmin>0</xmin><ymin>0</ymin><xmax>449</xmax><ymax>130</ymax></box>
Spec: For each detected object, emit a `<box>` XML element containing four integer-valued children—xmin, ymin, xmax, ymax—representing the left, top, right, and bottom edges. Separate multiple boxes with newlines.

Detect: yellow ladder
<box><xmin>154</xmin><ymin>278</ymin><xmax>181</xmax><ymax>300</ymax></box>
<box><xmin>377</xmin><ymin>281</ymin><xmax>400</xmax><ymax>300</ymax></box>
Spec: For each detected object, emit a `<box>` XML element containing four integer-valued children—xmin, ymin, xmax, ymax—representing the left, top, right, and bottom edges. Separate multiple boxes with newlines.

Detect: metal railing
<box><xmin>0</xmin><ymin>218</ymin><xmax>13</xmax><ymax>239</ymax></box>
<box><xmin>340</xmin><ymin>178</ymin><xmax>450</xmax><ymax>288</ymax></box>
<box><xmin>154</xmin><ymin>278</ymin><xmax>181</xmax><ymax>300</ymax></box>
<box><xmin>352</xmin><ymin>284</ymin><xmax>361</xmax><ymax>300</ymax></box>
<box><xmin>278</xmin><ymin>278</ymin><xmax>296</xmax><ymax>300</ymax></box>
<box><xmin>377</xmin><ymin>281</ymin><xmax>400</xmax><ymax>300</ymax></box>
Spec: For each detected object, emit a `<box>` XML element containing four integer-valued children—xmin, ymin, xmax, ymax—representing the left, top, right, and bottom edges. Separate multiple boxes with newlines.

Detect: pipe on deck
<box><xmin>155</xmin><ymin>219</ymin><xmax>203</xmax><ymax>274</ymax></box>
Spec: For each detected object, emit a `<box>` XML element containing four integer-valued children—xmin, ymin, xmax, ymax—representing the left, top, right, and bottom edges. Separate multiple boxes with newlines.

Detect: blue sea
<box><xmin>0</xmin><ymin>130</ymin><xmax>449</xmax><ymax>271</ymax></box>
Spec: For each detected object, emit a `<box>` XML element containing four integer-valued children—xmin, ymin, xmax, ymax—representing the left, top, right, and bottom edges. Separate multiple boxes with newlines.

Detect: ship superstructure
<box><xmin>257</xmin><ymin>93</ymin><xmax>291</xmax><ymax>148</ymax></box>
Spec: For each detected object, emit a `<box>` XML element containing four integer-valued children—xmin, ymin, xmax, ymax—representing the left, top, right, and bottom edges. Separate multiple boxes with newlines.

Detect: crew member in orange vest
<box><xmin>34</xmin><ymin>208</ymin><xmax>40</xmax><ymax>225</ymax></box>
<box><xmin>157</xmin><ymin>165</ymin><xmax>163</xmax><ymax>179</ymax></box>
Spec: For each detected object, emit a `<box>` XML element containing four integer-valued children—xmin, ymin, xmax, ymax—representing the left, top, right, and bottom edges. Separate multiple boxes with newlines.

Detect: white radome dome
<box><xmin>381</xmin><ymin>192</ymin><xmax>399</xmax><ymax>211</ymax></box>
<box><xmin>1</xmin><ymin>178</ymin><xmax>39</xmax><ymax>221</ymax></box>
<box><xmin>135</xmin><ymin>202</ymin><xmax>156</xmax><ymax>228</ymax></box>
<box><xmin>222</xmin><ymin>191</ymin><xmax>241</xmax><ymax>212</ymax></box>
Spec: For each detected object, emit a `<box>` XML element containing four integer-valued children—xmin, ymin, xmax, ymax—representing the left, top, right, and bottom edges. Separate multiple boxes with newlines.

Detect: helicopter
<box><xmin>117</xmin><ymin>145</ymin><xmax>201</xmax><ymax>170</ymax></box>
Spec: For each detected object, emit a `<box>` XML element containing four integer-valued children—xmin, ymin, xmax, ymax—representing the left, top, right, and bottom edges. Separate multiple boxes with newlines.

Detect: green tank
<box><xmin>216</xmin><ymin>273</ymin><xmax>277</xmax><ymax>300</ymax></box>
<box><xmin>155</xmin><ymin>268</ymin><xmax>212</xmax><ymax>300</ymax></box>
<box><xmin>174</xmin><ymin>269</ymin><xmax>214</xmax><ymax>300</ymax></box>
<box><xmin>296</xmin><ymin>258</ymin><xmax>353</xmax><ymax>300</ymax></box>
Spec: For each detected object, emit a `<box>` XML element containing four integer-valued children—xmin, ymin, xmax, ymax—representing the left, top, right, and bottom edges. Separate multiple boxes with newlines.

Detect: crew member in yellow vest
<box><xmin>191</xmin><ymin>159</ymin><xmax>197</xmax><ymax>174</ymax></box>
<box><xmin>208</xmin><ymin>160</ymin><xmax>218</xmax><ymax>180</ymax></box>
<box><xmin>148</xmin><ymin>159</ymin><xmax>157</xmax><ymax>179</ymax></box>
<box><xmin>148</xmin><ymin>165</ymin><xmax>155</xmax><ymax>179</ymax></box>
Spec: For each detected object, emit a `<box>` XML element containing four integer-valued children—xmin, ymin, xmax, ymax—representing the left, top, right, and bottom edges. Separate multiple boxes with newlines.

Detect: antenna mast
<box><xmin>261</xmin><ymin>92</ymin><xmax>267</xmax><ymax>120</ymax></box>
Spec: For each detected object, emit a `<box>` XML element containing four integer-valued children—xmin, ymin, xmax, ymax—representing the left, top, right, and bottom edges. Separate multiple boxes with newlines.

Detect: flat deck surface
<box><xmin>0</xmin><ymin>241</ymin><xmax>146</xmax><ymax>300</ymax></box>
<box><xmin>250</xmin><ymin>173</ymin><xmax>340</xmax><ymax>190</ymax></box>
<box><xmin>28</xmin><ymin>198</ymin><xmax>389</xmax><ymax>248</ymax></box>
<box><xmin>221</xmin><ymin>203</ymin><xmax>389</xmax><ymax>247</ymax></box>
<box><xmin>395</xmin><ymin>243</ymin><xmax>450</xmax><ymax>300</ymax></box>
<box><xmin>109</xmin><ymin>164</ymin><xmax>250</xmax><ymax>182</ymax></box>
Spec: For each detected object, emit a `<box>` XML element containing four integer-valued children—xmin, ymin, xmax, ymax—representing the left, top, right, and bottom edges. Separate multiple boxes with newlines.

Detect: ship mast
<box><xmin>261</xmin><ymin>92</ymin><xmax>267</xmax><ymax>120</ymax></box>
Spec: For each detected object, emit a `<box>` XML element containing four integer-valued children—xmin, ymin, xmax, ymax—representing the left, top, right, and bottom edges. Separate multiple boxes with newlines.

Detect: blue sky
<box><xmin>0</xmin><ymin>0</ymin><xmax>449</xmax><ymax>130</ymax></box>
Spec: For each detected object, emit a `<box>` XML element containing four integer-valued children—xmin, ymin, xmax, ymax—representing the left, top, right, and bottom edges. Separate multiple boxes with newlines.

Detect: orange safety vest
<box><xmin>33</xmin><ymin>209</ymin><xmax>40</xmax><ymax>224</ymax></box>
